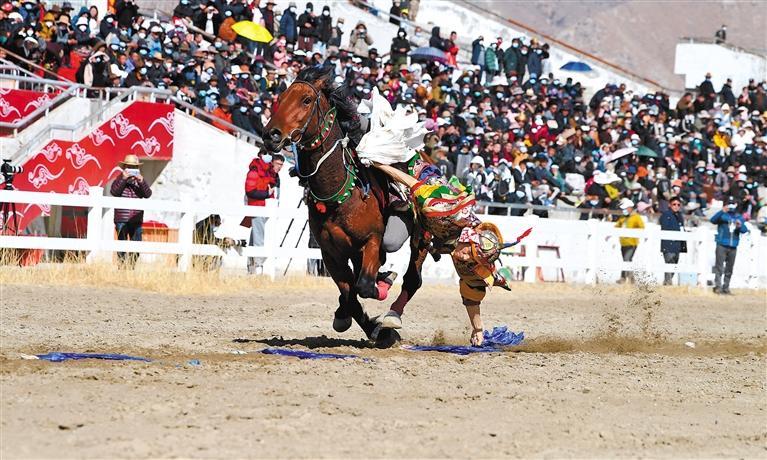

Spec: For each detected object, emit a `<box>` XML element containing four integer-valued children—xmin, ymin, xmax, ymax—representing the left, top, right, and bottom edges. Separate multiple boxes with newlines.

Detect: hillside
<box><xmin>466</xmin><ymin>0</ymin><xmax>767</xmax><ymax>90</ymax></box>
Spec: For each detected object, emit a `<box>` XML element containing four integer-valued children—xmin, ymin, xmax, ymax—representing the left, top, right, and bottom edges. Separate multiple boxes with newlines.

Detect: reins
<box><xmin>282</xmin><ymin>79</ymin><xmax>359</xmax><ymax>204</ymax></box>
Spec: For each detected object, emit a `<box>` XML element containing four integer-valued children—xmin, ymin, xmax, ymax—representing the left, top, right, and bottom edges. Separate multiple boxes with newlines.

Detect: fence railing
<box><xmin>1</xmin><ymin>188</ymin><xmax>764</xmax><ymax>288</ymax></box>
<box><xmin>0</xmin><ymin>77</ymin><xmax>88</xmax><ymax>138</ymax></box>
<box><xmin>0</xmin><ymin>187</ymin><xmax>319</xmax><ymax>279</ymax></box>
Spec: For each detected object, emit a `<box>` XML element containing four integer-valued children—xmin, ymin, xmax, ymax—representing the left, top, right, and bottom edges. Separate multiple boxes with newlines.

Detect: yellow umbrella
<box><xmin>231</xmin><ymin>21</ymin><xmax>273</xmax><ymax>43</ymax></box>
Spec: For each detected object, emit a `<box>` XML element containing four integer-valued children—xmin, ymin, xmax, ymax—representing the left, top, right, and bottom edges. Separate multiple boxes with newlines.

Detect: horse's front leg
<box><xmin>322</xmin><ymin>249</ymin><xmax>377</xmax><ymax>338</ymax></box>
<box><xmin>354</xmin><ymin>235</ymin><xmax>384</xmax><ymax>300</ymax></box>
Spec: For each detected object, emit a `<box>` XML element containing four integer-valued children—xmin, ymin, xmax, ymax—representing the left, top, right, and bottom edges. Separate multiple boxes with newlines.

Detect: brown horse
<box><xmin>264</xmin><ymin>66</ymin><xmax>429</xmax><ymax>346</ymax></box>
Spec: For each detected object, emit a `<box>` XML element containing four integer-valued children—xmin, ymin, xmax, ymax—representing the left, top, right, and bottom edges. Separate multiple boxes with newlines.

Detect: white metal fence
<box><xmin>1</xmin><ymin>188</ymin><xmax>765</xmax><ymax>288</ymax></box>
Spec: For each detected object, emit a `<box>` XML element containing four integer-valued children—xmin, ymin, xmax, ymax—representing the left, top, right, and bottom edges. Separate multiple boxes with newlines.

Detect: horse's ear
<box><xmin>312</xmin><ymin>74</ymin><xmax>331</xmax><ymax>91</ymax></box>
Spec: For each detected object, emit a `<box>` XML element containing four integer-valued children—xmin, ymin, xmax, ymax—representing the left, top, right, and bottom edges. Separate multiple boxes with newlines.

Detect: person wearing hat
<box><xmin>368</xmin><ymin>157</ymin><xmax>516</xmax><ymax>345</ymax></box>
<box><xmin>210</xmin><ymin>96</ymin><xmax>234</xmax><ymax>133</ymax></box>
<box><xmin>110</xmin><ymin>154</ymin><xmax>153</xmax><ymax>269</ymax></box>
<box><xmin>709</xmin><ymin>196</ymin><xmax>749</xmax><ymax>294</ymax></box>
<box><xmin>615</xmin><ymin>197</ymin><xmax>645</xmax><ymax>283</ymax></box>
<box><xmin>349</xmin><ymin>21</ymin><xmax>373</xmax><ymax>58</ymax></box>
<box><xmin>461</xmin><ymin>155</ymin><xmax>488</xmax><ymax>200</ymax></box>
<box><xmin>295</xmin><ymin>2</ymin><xmax>317</xmax><ymax>53</ymax></box>
<box><xmin>659</xmin><ymin>196</ymin><xmax>687</xmax><ymax>285</ymax></box>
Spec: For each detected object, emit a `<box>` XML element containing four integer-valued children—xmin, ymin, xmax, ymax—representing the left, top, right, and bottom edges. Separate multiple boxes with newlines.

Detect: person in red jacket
<box><xmin>245</xmin><ymin>151</ymin><xmax>284</xmax><ymax>274</ymax></box>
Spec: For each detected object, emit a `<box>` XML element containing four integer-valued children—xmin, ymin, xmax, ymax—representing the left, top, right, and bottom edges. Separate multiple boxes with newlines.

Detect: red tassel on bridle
<box><xmin>502</xmin><ymin>227</ymin><xmax>533</xmax><ymax>249</ymax></box>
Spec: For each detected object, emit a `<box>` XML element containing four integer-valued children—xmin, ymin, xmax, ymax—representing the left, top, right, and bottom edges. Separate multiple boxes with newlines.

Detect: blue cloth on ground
<box><xmin>259</xmin><ymin>348</ymin><xmax>364</xmax><ymax>361</ymax></box>
<box><xmin>36</xmin><ymin>352</ymin><xmax>151</xmax><ymax>362</ymax></box>
<box><xmin>404</xmin><ymin>326</ymin><xmax>524</xmax><ymax>355</ymax></box>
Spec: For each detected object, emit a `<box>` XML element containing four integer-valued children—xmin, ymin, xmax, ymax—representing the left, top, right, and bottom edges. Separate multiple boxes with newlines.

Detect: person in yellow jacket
<box><xmin>713</xmin><ymin>126</ymin><xmax>730</xmax><ymax>149</ymax></box>
<box><xmin>615</xmin><ymin>198</ymin><xmax>645</xmax><ymax>283</ymax></box>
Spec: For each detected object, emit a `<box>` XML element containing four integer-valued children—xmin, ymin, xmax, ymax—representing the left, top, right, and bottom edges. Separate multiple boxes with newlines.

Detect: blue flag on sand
<box><xmin>35</xmin><ymin>352</ymin><xmax>151</xmax><ymax>362</ymax></box>
<box><xmin>404</xmin><ymin>326</ymin><xmax>524</xmax><ymax>355</ymax></box>
<box><xmin>259</xmin><ymin>348</ymin><xmax>365</xmax><ymax>361</ymax></box>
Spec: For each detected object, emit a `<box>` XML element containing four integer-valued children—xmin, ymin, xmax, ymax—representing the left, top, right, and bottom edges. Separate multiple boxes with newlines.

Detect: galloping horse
<box><xmin>264</xmin><ymin>66</ymin><xmax>429</xmax><ymax>346</ymax></box>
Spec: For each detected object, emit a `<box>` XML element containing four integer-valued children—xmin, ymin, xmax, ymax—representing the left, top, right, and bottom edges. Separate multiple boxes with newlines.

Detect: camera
<box><xmin>235</xmin><ymin>239</ymin><xmax>247</xmax><ymax>248</ymax></box>
<box><xmin>2</xmin><ymin>159</ymin><xmax>22</xmax><ymax>188</ymax></box>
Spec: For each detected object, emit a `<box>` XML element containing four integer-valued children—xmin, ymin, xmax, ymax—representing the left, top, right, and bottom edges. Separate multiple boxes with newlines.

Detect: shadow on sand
<box><xmin>234</xmin><ymin>335</ymin><xmax>375</xmax><ymax>349</ymax></box>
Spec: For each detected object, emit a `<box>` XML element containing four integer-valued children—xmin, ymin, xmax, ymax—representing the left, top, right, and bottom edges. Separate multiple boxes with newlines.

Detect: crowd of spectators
<box><xmin>1</xmin><ymin>0</ymin><xmax>765</xmax><ymax>229</ymax></box>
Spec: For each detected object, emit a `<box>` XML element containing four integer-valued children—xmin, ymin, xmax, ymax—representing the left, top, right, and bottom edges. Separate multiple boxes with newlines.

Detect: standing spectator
<box><xmin>296</xmin><ymin>2</ymin><xmax>316</xmax><ymax>52</ymax></box>
<box><xmin>698</xmin><ymin>72</ymin><xmax>716</xmax><ymax>108</ymax></box>
<box><xmin>349</xmin><ymin>22</ymin><xmax>372</xmax><ymax>58</ymax></box>
<box><xmin>445</xmin><ymin>31</ymin><xmax>459</xmax><ymax>67</ymax></box>
<box><xmin>259</xmin><ymin>1</ymin><xmax>276</xmax><ymax>35</ymax></box>
<box><xmin>110</xmin><ymin>154</ymin><xmax>152</xmax><ymax>270</ymax></box>
<box><xmin>316</xmin><ymin>5</ymin><xmax>332</xmax><ymax>55</ymax></box>
<box><xmin>210</xmin><ymin>90</ymin><xmax>234</xmax><ymax>132</ymax></box>
<box><xmin>390</xmin><ymin>27</ymin><xmax>410</xmax><ymax>68</ymax></box>
<box><xmin>78</xmin><ymin>43</ymin><xmax>110</xmax><ymax>87</ymax></box>
<box><xmin>115</xmin><ymin>0</ymin><xmax>139</xmax><ymax>29</ymax></box>
<box><xmin>659</xmin><ymin>196</ymin><xmax>686</xmax><ymax>285</ymax></box>
<box><xmin>710</xmin><ymin>196</ymin><xmax>749</xmax><ymax>294</ymax></box>
<box><xmin>278</xmin><ymin>1</ymin><xmax>298</xmax><ymax>45</ymax></box>
<box><xmin>714</xmin><ymin>25</ymin><xmax>726</xmax><ymax>44</ymax></box>
<box><xmin>504</xmin><ymin>38</ymin><xmax>520</xmax><ymax>78</ymax></box>
<box><xmin>429</xmin><ymin>26</ymin><xmax>445</xmax><ymax>50</ymax></box>
<box><xmin>484</xmin><ymin>41</ymin><xmax>500</xmax><ymax>77</ymax></box>
<box><xmin>720</xmin><ymin>77</ymin><xmax>736</xmax><ymax>107</ymax></box>
<box><xmin>615</xmin><ymin>198</ymin><xmax>644</xmax><ymax>283</ymax></box>
<box><xmin>471</xmin><ymin>35</ymin><xmax>484</xmax><ymax>72</ymax></box>
<box><xmin>255</xmin><ymin>1</ymin><xmax>276</xmax><ymax>56</ymax></box>
<box><xmin>389</xmin><ymin>0</ymin><xmax>401</xmax><ymax>26</ymax></box>
<box><xmin>327</xmin><ymin>17</ymin><xmax>344</xmax><ymax>52</ymax></box>
<box><xmin>527</xmin><ymin>43</ymin><xmax>543</xmax><ymax>79</ymax></box>
<box><xmin>244</xmin><ymin>152</ymin><xmax>284</xmax><ymax>275</ymax></box>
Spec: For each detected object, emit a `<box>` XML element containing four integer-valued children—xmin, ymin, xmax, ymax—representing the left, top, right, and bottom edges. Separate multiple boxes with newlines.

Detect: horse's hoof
<box><xmin>356</xmin><ymin>282</ymin><xmax>379</xmax><ymax>300</ymax></box>
<box><xmin>373</xmin><ymin>327</ymin><xmax>401</xmax><ymax>349</ymax></box>
<box><xmin>379</xmin><ymin>310</ymin><xmax>402</xmax><ymax>329</ymax></box>
<box><xmin>333</xmin><ymin>317</ymin><xmax>353</xmax><ymax>332</ymax></box>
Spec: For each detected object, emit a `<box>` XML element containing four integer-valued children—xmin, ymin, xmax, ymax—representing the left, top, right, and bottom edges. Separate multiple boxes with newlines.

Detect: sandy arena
<box><xmin>1</xmin><ymin>277</ymin><xmax>766</xmax><ymax>458</ymax></box>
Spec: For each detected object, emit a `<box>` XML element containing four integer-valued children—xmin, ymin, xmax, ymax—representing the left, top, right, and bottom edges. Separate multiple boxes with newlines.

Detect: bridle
<box><xmin>278</xmin><ymin>79</ymin><xmax>342</xmax><ymax>180</ymax></box>
<box><xmin>282</xmin><ymin>80</ymin><xmax>324</xmax><ymax>148</ymax></box>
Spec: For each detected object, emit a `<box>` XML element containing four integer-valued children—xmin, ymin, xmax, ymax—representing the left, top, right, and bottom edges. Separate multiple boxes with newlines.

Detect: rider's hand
<box><xmin>470</xmin><ymin>328</ymin><xmax>484</xmax><ymax>347</ymax></box>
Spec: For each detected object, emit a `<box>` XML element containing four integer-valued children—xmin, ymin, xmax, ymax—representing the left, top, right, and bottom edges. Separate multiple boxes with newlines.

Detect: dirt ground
<box><xmin>1</xmin><ymin>279</ymin><xmax>766</xmax><ymax>458</ymax></box>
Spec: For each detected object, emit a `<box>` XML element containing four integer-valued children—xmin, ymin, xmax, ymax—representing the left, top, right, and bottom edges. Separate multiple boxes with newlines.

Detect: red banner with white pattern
<box><xmin>5</xmin><ymin>101</ymin><xmax>174</xmax><ymax>232</ymax></box>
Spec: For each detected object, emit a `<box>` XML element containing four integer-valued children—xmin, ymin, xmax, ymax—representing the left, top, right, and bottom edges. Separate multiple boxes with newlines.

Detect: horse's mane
<box><xmin>296</xmin><ymin>65</ymin><xmax>358</xmax><ymax>124</ymax></box>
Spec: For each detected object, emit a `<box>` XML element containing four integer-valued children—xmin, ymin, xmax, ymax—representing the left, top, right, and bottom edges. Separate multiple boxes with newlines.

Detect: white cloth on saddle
<box><xmin>356</xmin><ymin>88</ymin><xmax>431</xmax><ymax>166</ymax></box>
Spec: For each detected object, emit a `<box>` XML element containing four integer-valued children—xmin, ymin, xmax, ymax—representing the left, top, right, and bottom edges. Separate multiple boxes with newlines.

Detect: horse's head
<box><xmin>264</xmin><ymin>66</ymin><xmax>335</xmax><ymax>152</ymax></box>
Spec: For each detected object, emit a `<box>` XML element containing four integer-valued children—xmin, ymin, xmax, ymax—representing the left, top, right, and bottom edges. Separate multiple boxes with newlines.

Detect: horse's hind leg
<box><xmin>322</xmin><ymin>250</ymin><xmax>376</xmax><ymax>338</ymax></box>
<box><xmin>391</xmin><ymin>232</ymin><xmax>429</xmax><ymax>315</ymax></box>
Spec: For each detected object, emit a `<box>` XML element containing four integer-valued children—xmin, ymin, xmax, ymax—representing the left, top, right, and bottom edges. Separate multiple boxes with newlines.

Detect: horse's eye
<box><xmin>303</xmin><ymin>97</ymin><xmax>312</xmax><ymax>106</ymax></box>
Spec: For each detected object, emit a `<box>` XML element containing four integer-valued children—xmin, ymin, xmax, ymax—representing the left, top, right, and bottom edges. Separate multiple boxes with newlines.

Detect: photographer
<box><xmin>192</xmin><ymin>214</ymin><xmax>241</xmax><ymax>271</ymax></box>
<box><xmin>110</xmin><ymin>154</ymin><xmax>152</xmax><ymax>270</ymax></box>
<box><xmin>349</xmin><ymin>21</ymin><xmax>372</xmax><ymax>58</ymax></box>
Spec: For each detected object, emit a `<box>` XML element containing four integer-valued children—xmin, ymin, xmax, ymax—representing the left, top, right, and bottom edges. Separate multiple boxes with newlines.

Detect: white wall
<box><xmin>146</xmin><ymin>110</ymin><xmax>262</xmax><ymax>227</ymax></box>
<box><xmin>675</xmin><ymin>42</ymin><xmax>767</xmax><ymax>91</ymax></box>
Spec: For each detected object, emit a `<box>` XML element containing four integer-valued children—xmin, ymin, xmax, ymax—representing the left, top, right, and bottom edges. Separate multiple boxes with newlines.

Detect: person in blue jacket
<box><xmin>709</xmin><ymin>196</ymin><xmax>749</xmax><ymax>294</ymax></box>
<box><xmin>659</xmin><ymin>196</ymin><xmax>685</xmax><ymax>285</ymax></box>
<box><xmin>278</xmin><ymin>2</ymin><xmax>298</xmax><ymax>45</ymax></box>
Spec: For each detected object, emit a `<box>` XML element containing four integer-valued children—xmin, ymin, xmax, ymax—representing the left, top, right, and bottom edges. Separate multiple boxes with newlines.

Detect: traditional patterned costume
<box><xmin>357</xmin><ymin>90</ymin><xmax>517</xmax><ymax>306</ymax></box>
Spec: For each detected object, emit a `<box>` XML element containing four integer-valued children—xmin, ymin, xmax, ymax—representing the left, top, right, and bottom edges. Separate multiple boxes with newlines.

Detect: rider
<box><xmin>372</xmin><ymin>159</ymin><xmax>514</xmax><ymax>346</ymax></box>
<box><xmin>357</xmin><ymin>89</ymin><xmax>523</xmax><ymax>346</ymax></box>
